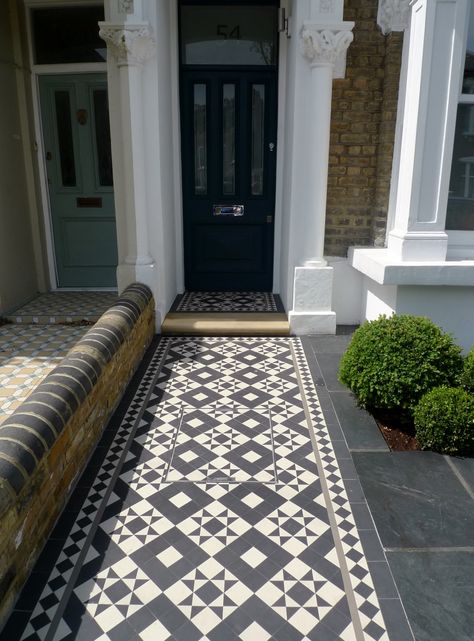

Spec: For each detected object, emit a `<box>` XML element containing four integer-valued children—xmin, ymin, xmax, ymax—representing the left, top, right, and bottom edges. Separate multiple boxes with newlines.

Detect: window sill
<box><xmin>349</xmin><ymin>247</ymin><xmax>474</xmax><ymax>286</ymax></box>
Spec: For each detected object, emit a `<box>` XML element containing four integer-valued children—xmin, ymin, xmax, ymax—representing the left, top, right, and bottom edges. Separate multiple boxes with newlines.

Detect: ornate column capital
<box><xmin>98</xmin><ymin>22</ymin><xmax>155</xmax><ymax>66</ymax></box>
<box><xmin>377</xmin><ymin>0</ymin><xmax>411</xmax><ymax>35</ymax></box>
<box><xmin>300</xmin><ymin>22</ymin><xmax>354</xmax><ymax>77</ymax></box>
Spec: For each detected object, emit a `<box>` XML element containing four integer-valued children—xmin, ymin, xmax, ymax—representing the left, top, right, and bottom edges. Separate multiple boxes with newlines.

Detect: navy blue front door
<box><xmin>179</xmin><ymin>3</ymin><xmax>279</xmax><ymax>291</ymax></box>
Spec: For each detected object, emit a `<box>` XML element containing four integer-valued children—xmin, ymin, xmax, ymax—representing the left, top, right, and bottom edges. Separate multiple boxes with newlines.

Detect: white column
<box><xmin>299</xmin><ymin>24</ymin><xmax>354</xmax><ymax>266</ymax></box>
<box><xmin>288</xmin><ymin>5</ymin><xmax>353</xmax><ymax>335</ymax></box>
<box><xmin>385</xmin><ymin>0</ymin><xmax>470</xmax><ymax>261</ymax></box>
<box><xmin>99</xmin><ymin>18</ymin><xmax>157</xmax><ymax>292</ymax></box>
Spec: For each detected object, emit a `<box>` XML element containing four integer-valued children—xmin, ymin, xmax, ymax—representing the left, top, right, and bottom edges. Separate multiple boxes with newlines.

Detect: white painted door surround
<box><xmin>279</xmin><ymin>0</ymin><xmax>353</xmax><ymax>334</ymax></box>
<box><xmin>99</xmin><ymin>0</ymin><xmax>354</xmax><ymax>332</ymax></box>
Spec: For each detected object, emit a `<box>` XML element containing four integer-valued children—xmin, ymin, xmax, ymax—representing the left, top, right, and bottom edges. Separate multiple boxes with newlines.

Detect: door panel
<box><xmin>39</xmin><ymin>74</ymin><xmax>117</xmax><ymax>287</ymax></box>
<box><xmin>181</xmin><ymin>70</ymin><xmax>277</xmax><ymax>291</ymax></box>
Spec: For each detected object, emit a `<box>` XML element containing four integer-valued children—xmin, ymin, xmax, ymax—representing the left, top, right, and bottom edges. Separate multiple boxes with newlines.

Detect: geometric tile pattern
<box><xmin>175</xmin><ymin>291</ymin><xmax>278</xmax><ymax>312</ymax></box>
<box><xmin>4</xmin><ymin>291</ymin><xmax>118</xmax><ymax>324</ymax></box>
<box><xmin>8</xmin><ymin>337</ymin><xmax>390</xmax><ymax>641</ymax></box>
<box><xmin>0</xmin><ymin>324</ymin><xmax>88</xmax><ymax>422</ymax></box>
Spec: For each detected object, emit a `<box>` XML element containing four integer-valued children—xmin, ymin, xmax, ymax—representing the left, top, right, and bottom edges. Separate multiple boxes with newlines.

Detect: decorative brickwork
<box><xmin>0</xmin><ymin>284</ymin><xmax>155</xmax><ymax>625</ymax></box>
<box><xmin>325</xmin><ymin>0</ymin><xmax>403</xmax><ymax>256</ymax></box>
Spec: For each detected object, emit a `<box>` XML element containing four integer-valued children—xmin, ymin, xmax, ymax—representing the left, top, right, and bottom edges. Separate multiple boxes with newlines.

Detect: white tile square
<box><xmin>241</xmin><ymin>492</ymin><xmax>264</xmax><ymax>508</ymax></box>
<box><xmin>242</xmin><ymin>451</ymin><xmax>262</xmax><ymax>463</ymax></box>
<box><xmin>156</xmin><ymin>546</ymin><xmax>183</xmax><ymax>567</ymax></box>
<box><xmin>241</xmin><ymin>547</ymin><xmax>267</xmax><ymax>567</ymax></box>
<box><xmin>179</xmin><ymin>450</ymin><xmax>199</xmax><ymax>463</ymax></box>
<box><xmin>169</xmin><ymin>491</ymin><xmax>192</xmax><ymax>508</ymax></box>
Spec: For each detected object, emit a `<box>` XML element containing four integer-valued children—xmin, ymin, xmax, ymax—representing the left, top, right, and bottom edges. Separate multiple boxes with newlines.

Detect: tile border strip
<box><xmin>292</xmin><ymin>338</ymin><xmax>390</xmax><ymax>641</ymax></box>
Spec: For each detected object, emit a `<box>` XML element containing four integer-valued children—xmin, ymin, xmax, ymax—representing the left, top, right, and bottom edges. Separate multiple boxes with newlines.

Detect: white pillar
<box><xmin>385</xmin><ymin>0</ymin><xmax>470</xmax><ymax>261</ymax></box>
<box><xmin>299</xmin><ymin>24</ymin><xmax>354</xmax><ymax>266</ymax></box>
<box><xmin>99</xmin><ymin>17</ymin><xmax>158</xmax><ymax>292</ymax></box>
<box><xmin>288</xmin><ymin>6</ymin><xmax>353</xmax><ymax>335</ymax></box>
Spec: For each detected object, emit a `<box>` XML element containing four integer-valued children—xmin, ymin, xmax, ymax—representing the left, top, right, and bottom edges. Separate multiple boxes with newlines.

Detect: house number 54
<box><xmin>217</xmin><ymin>24</ymin><xmax>241</xmax><ymax>39</ymax></box>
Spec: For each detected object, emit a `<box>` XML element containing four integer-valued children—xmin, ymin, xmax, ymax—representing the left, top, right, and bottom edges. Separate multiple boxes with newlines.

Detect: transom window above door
<box><xmin>32</xmin><ymin>6</ymin><xmax>106</xmax><ymax>64</ymax></box>
<box><xmin>180</xmin><ymin>3</ymin><xmax>278</xmax><ymax>66</ymax></box>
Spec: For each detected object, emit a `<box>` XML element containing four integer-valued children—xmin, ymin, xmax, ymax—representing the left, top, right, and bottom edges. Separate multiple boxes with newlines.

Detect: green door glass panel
<box><xmin>39</xmin><ymin>74</ymin><xmax>117</xmax><ymax>287</ymax></box>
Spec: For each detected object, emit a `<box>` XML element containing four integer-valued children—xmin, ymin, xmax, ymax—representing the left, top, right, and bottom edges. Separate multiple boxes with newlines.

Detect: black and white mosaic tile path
<box><xmin>174</xmin><ymin>292</ymin><xmax>280</xmax><ymax>313</ymax></box>
<box><xmin>5</xmin><ymin>338</ymin><xmax>391</xmax><ymax>641</ymax></box>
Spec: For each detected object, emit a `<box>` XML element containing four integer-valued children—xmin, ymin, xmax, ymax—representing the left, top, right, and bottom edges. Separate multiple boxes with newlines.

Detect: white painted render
<box><xmin>0</xmin><ymin>1</ymin><xmax>41</xmax><ymax>315</ymax></box>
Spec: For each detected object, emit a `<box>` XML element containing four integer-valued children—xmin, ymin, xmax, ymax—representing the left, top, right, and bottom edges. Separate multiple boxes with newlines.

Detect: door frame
<box><xmin>173</xmin><ymin>0</ymin><xmax>287</xmax><ymax>294</ymax></box>
<box><xmin>24</xmin><ymin>0</ymin><xmax>116</xmax><ymax>290</ymax></box>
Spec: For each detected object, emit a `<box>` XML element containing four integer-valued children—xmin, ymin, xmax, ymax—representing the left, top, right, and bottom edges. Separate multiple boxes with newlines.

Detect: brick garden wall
<box><xmin>325</xmin><ymin>0</ymin><xmax>403</xmax><ymax>256</ymax></box>
<box><xmin>0</xmin><ymin>284</ymin><xmax>155</xmax><ymax>626</ymax></box>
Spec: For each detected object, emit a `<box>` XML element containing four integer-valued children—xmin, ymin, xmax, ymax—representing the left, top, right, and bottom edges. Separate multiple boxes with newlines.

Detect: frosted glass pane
<box><xmin>181</xmin><ymin>6</ymin><xmax>277</xmax><ymax>66</ymax></box>
<box><xmin>54</xmin><ymin>91</ymin><xmax>76</xmax><ymax>187</ymax></box>
<box><xmin>223</xmin><ymin>84</ymin><xmax>236</xmax><ymax>195</ymax></box>
<box><xmin>194</xmin><ymin>84</ymin><xmax>207</xmax><ymax>195</ymax></box>
<box><xmin>251</xmin><ymin>84</ymin><xmax>265</xmax><ymax>196</ymax></box>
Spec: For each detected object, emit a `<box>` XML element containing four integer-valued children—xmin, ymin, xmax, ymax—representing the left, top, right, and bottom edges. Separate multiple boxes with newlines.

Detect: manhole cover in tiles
<box><xmin>166</xmin><ymin>408</ymin><xmax>276</xmax><ymax>483</ymax></box>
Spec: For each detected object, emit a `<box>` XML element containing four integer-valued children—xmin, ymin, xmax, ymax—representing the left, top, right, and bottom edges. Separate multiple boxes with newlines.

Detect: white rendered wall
<box><xmin>396</xmin><ymin>286</ymin><xmax>474</xmax><ymax>352</ymax></box>
<box><xmin>144</xmin><ymin>1</ymin><xmax>180</xmax><ymax>323</ymax></box>
<box><xmin>327</xmin><ymin>258</ymin><xmax>363</xmax><ymax>325</ymax></box>
<box><xmin>103</xmin><ymin>0</ymin><xmax>180</xmax><ymax>326</ymax></box>
<box><xmin>0</xmin><ymin>2</ymin><xmax>38</xmax><ymax>314</ymax></box>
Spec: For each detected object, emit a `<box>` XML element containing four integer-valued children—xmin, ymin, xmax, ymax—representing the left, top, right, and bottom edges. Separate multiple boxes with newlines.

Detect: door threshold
<box><xmin>161</xmin><ymin>312</ymin><xmax>289</xmax><ymax>336</ymax></box>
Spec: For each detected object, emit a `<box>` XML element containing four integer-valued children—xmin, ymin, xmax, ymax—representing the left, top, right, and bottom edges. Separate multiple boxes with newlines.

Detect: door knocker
<box><xmin>76</xmin><ymin>109</ymin><xmax>88</xmax><ymax>125</ymax></box>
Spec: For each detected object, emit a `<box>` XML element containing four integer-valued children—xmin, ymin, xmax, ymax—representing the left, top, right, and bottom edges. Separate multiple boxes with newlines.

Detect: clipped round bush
<box><xmin>339</xmin><ymin>315</ymin><xmax>463</xmax><ymax>416</ymax></box>
<box><xmin>460</xmin><ymin>346</ymin><xmax>474</xmax><ymax>392</ymax></box>
<box><xmin>414</xmin><ymin>387</ymin><xmax>474</xmax><ymax>454</ymax></box>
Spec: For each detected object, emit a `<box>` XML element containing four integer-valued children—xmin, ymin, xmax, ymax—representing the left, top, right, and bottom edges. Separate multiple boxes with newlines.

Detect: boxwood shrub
<box><xmin>339</xmin><ymin>315</ymin><xmax>463</xmax><ymax>416</ymax></box>
<box><xmin>460</xmin><ymin>346</ymin><xmax>474</xmax><ymax>392</ymax></box>
<box><xmin>414</xmin><ymin>387</ymin><xmax>474</xmax><ymax>454</ymax></box>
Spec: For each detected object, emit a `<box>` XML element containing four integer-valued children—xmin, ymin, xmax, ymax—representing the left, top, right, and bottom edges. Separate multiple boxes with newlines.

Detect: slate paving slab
<box><xmin>387</xmin><ymin>551</ymin><xmax>474</xmax><ymax>641</ymax></box>
<box><xmin>352</xmin><ymin>452</ymin><xmax>474</xmax><ymax>549</ymax></box>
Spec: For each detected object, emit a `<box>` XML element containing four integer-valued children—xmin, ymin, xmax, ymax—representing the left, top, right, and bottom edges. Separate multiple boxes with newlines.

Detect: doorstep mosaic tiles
<box><xmin>175</xmin><ymin>292</ymin><xmax>279</xmax><ymax>312</ymax></box>
<box><xmin>0</xmin><ymin>324</ymin><xmax>88</xmax><ymax>423</ymax></box>
<box><xmin>4</xmin><ymin>291</ymin><xmax>118</xmax><ymax>324</ymax></box>
<box><xmin>5</xmin><ymin>337</ymin><xmax>390</xmax><ymax>641</ymax></box>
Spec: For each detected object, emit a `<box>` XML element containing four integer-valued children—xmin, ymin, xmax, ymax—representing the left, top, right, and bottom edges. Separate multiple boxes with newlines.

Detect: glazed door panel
<box><xmin>181</xmin><ymin>70</ymin><xmax>277</xmax><ymax>291</ymax></box>
<box><xmin>39</xmin><ymin>74</ymin><xmax>117</xmax><ymax>287</ymax></box>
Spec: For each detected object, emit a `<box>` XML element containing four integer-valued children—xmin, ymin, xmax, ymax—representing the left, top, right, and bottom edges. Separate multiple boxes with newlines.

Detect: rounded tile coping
<box><xmin>0</xmin><ymin>283</ymin><xmax>153</xmax><ymax>504</ymax></box>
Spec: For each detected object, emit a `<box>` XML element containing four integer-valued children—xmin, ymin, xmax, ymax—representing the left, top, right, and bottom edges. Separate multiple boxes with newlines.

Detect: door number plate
<box><xmin>213</xmin><ymin>205</ymin><xmax>244</xmax><ymax>216</ymax></box>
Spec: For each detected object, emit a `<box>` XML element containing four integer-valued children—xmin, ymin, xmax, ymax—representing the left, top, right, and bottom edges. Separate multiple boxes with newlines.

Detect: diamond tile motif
<box><xmin>165</xmin><ymin>558</ymin><xmax>253</xmax><ymax>634</ymax></box>
<box><xmin>175</xmin><ymin>291</ymin><xmax>278</xmax><ymax>312</ymax></box>
<box><xmin>167</xmin><ymin>409</ymin><xmax>276</xmax><ymax>483</ymax></box>
<box><xmin>74</xmin><ymin>557</ymin><xmax>161</xmax><ymax>632</ymax></box>
<box><xmin>7</xmin><ymin>337</ymin><xmax>392</xmax><ymax>641</ymax></box>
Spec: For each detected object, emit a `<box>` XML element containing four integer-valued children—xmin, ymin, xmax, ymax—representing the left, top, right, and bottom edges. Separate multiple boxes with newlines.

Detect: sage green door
<box><xmin>39</xmin><ymin>74</ymin><xmax>117</xmax><ymax>287</ymax></box>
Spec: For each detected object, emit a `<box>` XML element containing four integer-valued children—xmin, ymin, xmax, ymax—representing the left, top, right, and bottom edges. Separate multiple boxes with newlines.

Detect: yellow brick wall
<box><xmin>325</xmin><ymin>0</ymin><xmax>403</xmax><ymax>256</ymax></box>
<box><xmin>0</xmin><ymin>293</ymin><xmax>154</xmax><ymax>625</ymax></box>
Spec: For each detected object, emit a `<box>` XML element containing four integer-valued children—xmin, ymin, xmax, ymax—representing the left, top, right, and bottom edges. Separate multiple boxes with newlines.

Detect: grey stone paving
<box><xmin>303</xmin><ymin>333</ymin><xmax>474</xmax><ymax>641</ymax></box>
